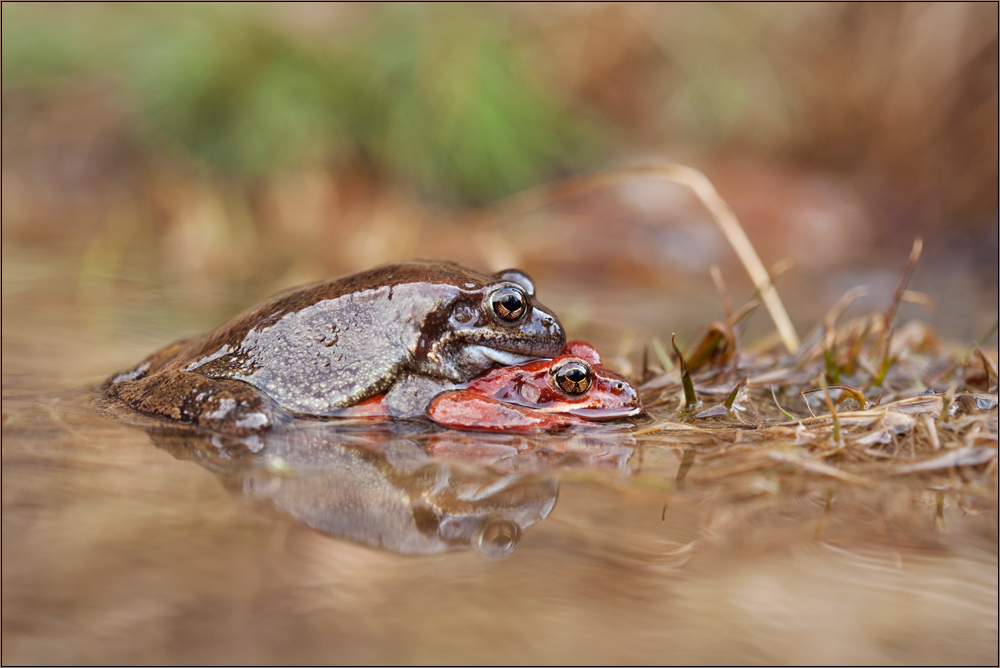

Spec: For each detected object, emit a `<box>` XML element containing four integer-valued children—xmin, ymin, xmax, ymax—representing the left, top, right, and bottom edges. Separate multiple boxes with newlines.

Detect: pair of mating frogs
<box><xmin>103</xmin><ymin>260</ymin><xmax>641</xmax><ymax>433</ymax></box>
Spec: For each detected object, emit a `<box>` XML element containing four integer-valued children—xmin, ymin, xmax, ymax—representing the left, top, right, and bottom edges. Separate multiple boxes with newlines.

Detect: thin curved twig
<box><xmin>479</xmin><ymin>163</ymin><xmax>801</xmax><ymax>353</ymax></box>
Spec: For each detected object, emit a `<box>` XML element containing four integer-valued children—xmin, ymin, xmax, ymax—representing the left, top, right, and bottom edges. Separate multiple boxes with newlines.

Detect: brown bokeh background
<box><xmin>3</xmin><ymin>3</ymin><xmax>997</xmax><ymax>353</ymax></box>
<box><xmin>2</xmin><ymin>7</ymin><xmax>998</xmax><ymax>666</ymax></box>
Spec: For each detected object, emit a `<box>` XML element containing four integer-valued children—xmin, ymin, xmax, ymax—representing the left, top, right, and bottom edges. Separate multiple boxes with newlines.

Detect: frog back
<box><xmin>187</xmin><ymin>281</ymin><xmax>455</xmax><ymax>415</ymax></box>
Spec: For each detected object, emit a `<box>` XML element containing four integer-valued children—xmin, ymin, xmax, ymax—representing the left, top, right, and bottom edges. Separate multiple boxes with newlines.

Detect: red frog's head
<box><xmin>458</xmin><ymin>340</ymin><xmax>642</xmax><ymax>419</ymax></box>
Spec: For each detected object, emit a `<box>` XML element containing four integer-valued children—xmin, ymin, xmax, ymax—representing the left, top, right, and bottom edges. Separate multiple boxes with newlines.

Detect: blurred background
<box><xmin>3</xmin><ymin>7</ymin><xmax>998</xmax><ymax>665</ymax></box>
<box><xmin>3</xmin><ymin>2</ymin><xmax>998</xmax><ymax>356</ymax></box>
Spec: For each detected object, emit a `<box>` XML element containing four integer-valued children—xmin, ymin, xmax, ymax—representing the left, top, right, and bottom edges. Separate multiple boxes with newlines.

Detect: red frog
<box><xmin>344</xmin><ymin>341</ymin><xmax>642</xmax><ymax>432</ymax></box>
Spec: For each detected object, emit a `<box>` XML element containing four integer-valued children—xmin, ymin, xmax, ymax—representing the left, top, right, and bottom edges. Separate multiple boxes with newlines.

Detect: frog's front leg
<box><xmin>105</xmin><ymin>371</ymin><xmax>278</xmax><ymax>433</ymax></box>
<box><xmin>426</xmin><ymin>391</ymin><xmax>585</xmax><ymax>433</ymax></box>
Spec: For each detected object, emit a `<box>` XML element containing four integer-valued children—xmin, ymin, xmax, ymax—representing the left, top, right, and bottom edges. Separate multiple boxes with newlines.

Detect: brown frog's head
<box><xmin>415</xmin><ymin>266</ymin><xmax>566</xmax><ymax>382</ymax></box>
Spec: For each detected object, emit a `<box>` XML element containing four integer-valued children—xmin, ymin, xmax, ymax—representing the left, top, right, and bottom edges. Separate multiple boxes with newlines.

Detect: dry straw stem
<box><xmin>710</xmin><ymin>264</ymin><xmax>734</xmax><ymax>320</ymax></box>
<box><xmin>974</xmin><ymin>344</ymin><xmax>998</xmax><ymax>381</ymax></box>
<box><xmin>876</xmin><ymin>238</ymin><xmax>923</xmax><ymax>384</ymax></box>
<box><xmin>795</xmin><ymin>286</ymin><xmax>869</xmax><ymax>364</ymax></box>
<box><xmin>772</xmin><ymin>394</ymin><xmax>943</xmax><ymax>429</ymax></box>
<box><xmin>816</xmin><ymin>374</ymin><xmax>842</xmax><ymax>446</ymax></box>
<box><xmin>482</xmin><ymin>163</ymin><xmax>801</xmax><ymax>354</ymax></box>
<box><xmin>883</xmin><ymin>238</ymin><xmax>924</xmax><ymax>330</ymax></box>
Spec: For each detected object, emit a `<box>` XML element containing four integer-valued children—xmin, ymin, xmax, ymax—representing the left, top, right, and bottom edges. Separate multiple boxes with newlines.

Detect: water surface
<box><xmin>3</xmin><ymin>262</ymin><xmax>997</xmax><ymax>665</ymax></box>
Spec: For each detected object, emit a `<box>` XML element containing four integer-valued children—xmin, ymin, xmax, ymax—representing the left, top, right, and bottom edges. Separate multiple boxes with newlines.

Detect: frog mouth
<box><xmin>566</xmin><ymin>405</ymin><xmax>644</xmax><ymax>419</ymax></box>
<box><xmin>469</xmin><ymin>345</ymin><xmax>537</xmax><ymax>367</ymax></box>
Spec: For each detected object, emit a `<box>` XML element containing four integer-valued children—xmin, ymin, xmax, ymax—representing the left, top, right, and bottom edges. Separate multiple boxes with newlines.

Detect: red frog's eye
<box><xmin>552</xmin><ymin>360</ymin><xmax>593</xmax><ymax>395</ymax></box>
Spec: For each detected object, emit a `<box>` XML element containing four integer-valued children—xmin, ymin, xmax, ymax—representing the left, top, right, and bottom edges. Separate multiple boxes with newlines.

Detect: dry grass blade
<box><xmin>938</xmin><ymin>385</ymin><xmax>957</xmax><ymax>425</ymax></box>
<box><xmin>710</xmin><ymin>264</ymin><xmax>733</xmax><ymax>321</ymax></box>
<box><xmin>801</xmin><ymin>384</ymin><xmax>870</xmax><ymax>409</ymax></box>
<box><xmin>772</xmin><ymin>395</ymin><xmax>944</xmax><ymax>428</ymax></box>
<box><xmin>974</xmin><ymin>344</ymin><xmax>998</xmax><ymax>380</ymax></box>
<box><xmin>482</xmin><ymin>163</ymin><xmax>801</xmax><ymax>353</ymax></box>
<box><xmin>771</xmin><ymin>386</ymin><xmax>796</xmax><ymax>420</ymax></box>
<box><xmin>816</xmin><ymin>374</ymin><xmax>842</xmax><ymax>447</ymax></box>
<box><xmin>651</xmin><ymin>337</ymin><xmax>674</xmax><ymax>373</ymax></box>
<box><xmin>900</xmin><ymin>290</ymin><xmax>937</xmax><ymax>310</ymax></box>
<box><xmin>977</xmin><ymin>320</ymin><xmax>999</xmax><ymax>347</ymax></box>
<box><xmin>884</xmin><ymin>238</ymin><xmax>924</xmax><ymax>329</ymax></box>
<box><xmin>876</xmin><ymin>238</ymin><xmax>923</xmax><ymax>384</ymax></box>
<box><xmin>796</xmin><ymin>286</ymin><xmax>869</xmax><ymax>362</ymax></box>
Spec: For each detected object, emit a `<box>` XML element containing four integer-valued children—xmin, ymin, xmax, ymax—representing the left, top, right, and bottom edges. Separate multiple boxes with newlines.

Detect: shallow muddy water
<box><xmin>3</xmin><ymin>259</ymin><xmax>998</xmax><ymax>665</ymax></box>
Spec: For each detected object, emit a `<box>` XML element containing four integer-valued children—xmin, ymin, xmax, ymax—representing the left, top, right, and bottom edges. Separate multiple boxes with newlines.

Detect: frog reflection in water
<box><xmin>102</xmin><ymin>261</ymin><xmax>565</xmax><ymax>433</ymax></box>
<box><xmin>150</xmin><ymin>427</ymin><xmax>559</xmax><ymax>557</ymax></box>
<box><xmin>344</xmin><ymin>341</ymin><xmax>642</xmax><ymax>432</ymax></box>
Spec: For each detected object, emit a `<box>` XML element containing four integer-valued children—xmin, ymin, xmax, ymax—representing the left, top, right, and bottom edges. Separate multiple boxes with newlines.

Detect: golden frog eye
<box><xmin>490</xmin><ymin>286</ymin><xmax>528</xmax><ymax>322</ymax></box>
<box><xmin>553</xmin><ymin>360</ymin><xmax>593</xmax><ymax>395</ymax></box>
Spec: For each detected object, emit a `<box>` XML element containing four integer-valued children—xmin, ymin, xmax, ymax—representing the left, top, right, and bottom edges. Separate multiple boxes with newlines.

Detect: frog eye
<box><xmin>553</xmin><ymin>360</ymin><xmax>593</xmax><ymax>395</ymax></box>
<box><xmin>490</xmin><ymin>286</ymin><xmax>528</xmax><ymax>322</ymax></box>
<box><xmin>472</xmin><ymin>518</ymin><xmax>521</xmax><ymax>558</ymax></box>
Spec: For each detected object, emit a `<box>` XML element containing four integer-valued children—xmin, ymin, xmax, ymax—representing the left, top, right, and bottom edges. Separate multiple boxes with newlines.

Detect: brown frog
<box><xmin>103</xmin><ymin>260</ymin><xmax>565</xmax><ymax>432</ymax></box>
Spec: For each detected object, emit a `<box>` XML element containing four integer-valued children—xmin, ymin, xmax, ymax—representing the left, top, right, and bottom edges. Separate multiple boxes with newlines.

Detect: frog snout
<box><xmin>502</xmin><ymin>310</ymin><xmax>564</xmax><ymax>355</ymax></box>
<box><xmin>540</xmin><ymin>313</ymin><xmax>562</xmax><ymax>336</ymax></box>
<box><xmin>612</xmin><ymin>378</ymin><xmax>641</xmax><ymax>406</ymax></box>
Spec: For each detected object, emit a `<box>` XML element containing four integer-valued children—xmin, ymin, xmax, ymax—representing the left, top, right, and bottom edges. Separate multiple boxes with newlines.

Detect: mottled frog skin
<box><xmin>103</xmin><ymin>260</ymin><xmax>565</xmax><ymax>432</ymax></box>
